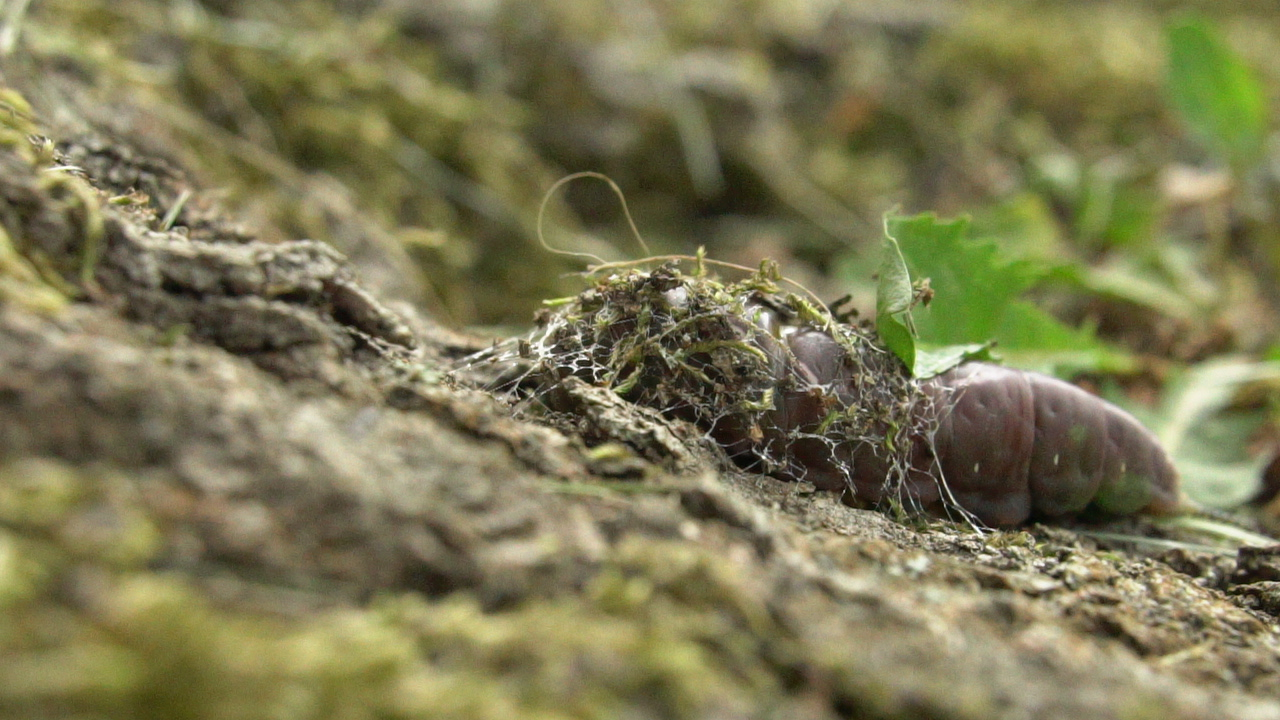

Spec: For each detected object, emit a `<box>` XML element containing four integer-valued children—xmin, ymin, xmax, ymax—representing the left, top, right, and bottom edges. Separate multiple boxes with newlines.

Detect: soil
<box><xmin>2</xmin><ymin>55</ymin><xmax>1280</xmax><ymax>720</ymax></box>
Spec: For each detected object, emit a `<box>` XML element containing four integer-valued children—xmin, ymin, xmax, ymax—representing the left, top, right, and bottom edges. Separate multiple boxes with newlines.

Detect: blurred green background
<box><xmin>11</xmin><ymin>0</ymin><xmax>1280</xmax><ymax>508</ymax></box>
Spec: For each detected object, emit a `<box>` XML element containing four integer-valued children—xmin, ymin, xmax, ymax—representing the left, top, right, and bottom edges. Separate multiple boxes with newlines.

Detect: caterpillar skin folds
<box><xmin>735</xmin><ymin>320</ymin><xmax>1180</xmax><ymax>526</ymax></box>
<box><xmin>921</xmin><ymin>364</ymin><xmax>1180</xmax><ymax>526</ymax></box>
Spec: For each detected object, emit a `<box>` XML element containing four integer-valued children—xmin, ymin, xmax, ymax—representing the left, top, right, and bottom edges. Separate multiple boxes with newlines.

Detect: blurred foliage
<box><xmin>1167</xmin><ymin>17</ymin><xmax>1268</xmax><ymax>173</ymax></box>
<box><xmin>4</xmin><ymin>0</ymin><xmax>1275</xmax><ymax>327</ymax></box>
<box><xmin>0</xmin><ymin>0</ymin><xmax>1259</xmax><ymax>326</ymax></box>
<box><xmin>1144</xmin><ymin>359</ymin><xmax>1280</xmax><ymax>508</ymax></box>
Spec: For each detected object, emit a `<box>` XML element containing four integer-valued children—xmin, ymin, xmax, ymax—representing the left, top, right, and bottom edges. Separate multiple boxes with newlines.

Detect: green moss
<box><xmin>0</xmin><ymin>89</ymin><xmax>76</xmax><ymax>315</ymax></box>
<box><xmin>0</xmin><ymin>459</ymin><xmax>85</xmax><ymax>530</ymax></box>
<box><xmin>0</xmin><ymin>460</ymin><xmax>821</xmax><ymax>719</ymax></box>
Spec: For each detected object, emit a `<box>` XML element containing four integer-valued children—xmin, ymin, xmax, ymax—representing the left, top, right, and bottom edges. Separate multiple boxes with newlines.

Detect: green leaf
<box><xmin>877</xmin><ymin>318</ymin><xmax>916</xmax><ymax>375</ymax></box>
<box><xmin>1167</xmin><ymin>18</ymin><xmax>1268</xmax><ymax>170</ymax></box>
<box><xmin>886</xmin><ymin>212</ymin><xmax>1031</xmax><ymax>344</ymax></box>
<box><xmin>914</xmin><ymin>343</ymin><xmax>995</xmax><ymax>380</ymax></box>
<box><xmin>882</xmin><ymin>212</ymin><xmax>1123</xmax><ymax>376</ymax></box>
<box><xmin>875</xmin><ymin>229</ymin><xmax>916</xmax><ymax>372</ymax></box>
<box><xmin>994</xmin><ymin>302</ymin><xmax>1128</xmax><ymax>373</ymax></box>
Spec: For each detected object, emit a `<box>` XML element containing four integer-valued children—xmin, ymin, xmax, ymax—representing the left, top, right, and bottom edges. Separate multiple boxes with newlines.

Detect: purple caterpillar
<box><xmin>528</xmin><ymin>265</ymin><xmax>1181</xmax><ymax>527</ymax></box>
<box><xmin>765</xmin><ymin>329</ymin><xmax>1181</xmax><ymax>526</ymax></box>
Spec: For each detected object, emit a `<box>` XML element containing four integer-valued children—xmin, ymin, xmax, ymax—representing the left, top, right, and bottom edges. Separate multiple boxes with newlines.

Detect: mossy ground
<box><xmin>1</xmin><ymin>3</ymin><xmax>1280</xmax><ymax>720</ymax></box>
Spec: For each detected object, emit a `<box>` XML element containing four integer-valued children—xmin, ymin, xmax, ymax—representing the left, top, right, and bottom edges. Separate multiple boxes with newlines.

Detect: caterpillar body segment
<box><xmin>923</xmin><ymin>364</ymin><xmax>1180</xmax><ymax>526</ymax></box>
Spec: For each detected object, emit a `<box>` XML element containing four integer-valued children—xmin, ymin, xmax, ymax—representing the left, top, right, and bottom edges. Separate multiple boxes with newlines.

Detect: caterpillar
<box><xmin>781</xmin><ymin>338</ymin><xmax>1181</xmax><ymax>526</ymax></box>
<box><xmin>513</xmin><ymin>263</ymin><xmax>1181</xmax><ymax>527</ymax></box>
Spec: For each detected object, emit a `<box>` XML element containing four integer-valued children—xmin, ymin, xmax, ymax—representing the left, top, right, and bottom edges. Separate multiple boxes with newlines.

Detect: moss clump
<box><xmin>516</xmin><ymin>262</ymin><xmax>939</xmax><ymax>514</ymax></box>
<box><xmin>530</xmin><ymin>262</ymin><xmax>784</xmax><ymax>420</ymax></box>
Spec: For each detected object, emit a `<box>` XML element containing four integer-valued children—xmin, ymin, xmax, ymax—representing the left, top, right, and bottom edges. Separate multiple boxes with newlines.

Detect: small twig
<box><xmin>536</xmin><ymin>171</ymin><xmax>650</xmax><ymax>265</ymax></box>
